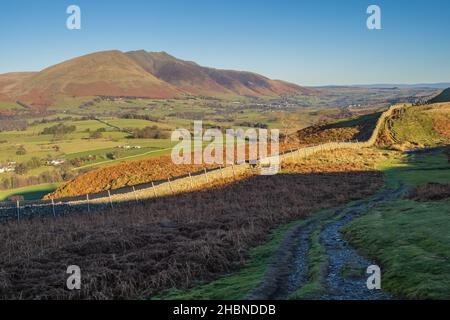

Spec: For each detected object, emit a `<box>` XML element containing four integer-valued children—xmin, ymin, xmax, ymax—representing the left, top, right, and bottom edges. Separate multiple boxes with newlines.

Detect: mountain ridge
<box><xmin>125</xmin><ymin>50</ymin><xmax>314</xmax><ymax>97</ymax></box>
<box><xmin>0</xmin><ymin>50</ymin><xmax>311</xmax><ymax>107</ymax></box>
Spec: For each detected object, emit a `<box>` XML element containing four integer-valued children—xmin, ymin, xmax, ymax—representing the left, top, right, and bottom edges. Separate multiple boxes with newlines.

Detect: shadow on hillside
<box><xmin>0</xmin><ymin>169</ymin><xmax>385</xmax><ymax>299</ymax></box>
<box><xmin>382</xmin><ymin>145</ymin><xmax>450</xmax><ymax>186</ymax></box>
<box><xmin>5</xmin><ymin>189</ymin><xmax>55</xmax><ymax>202</ymax></box>
<box><xmin>1</xmin><ymin>169</ymin><xmax>383</xmax><ymax>223</ymax></box>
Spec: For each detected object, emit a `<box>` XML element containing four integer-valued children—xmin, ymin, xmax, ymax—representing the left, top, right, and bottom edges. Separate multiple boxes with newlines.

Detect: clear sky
<box><xmin>1</xmin><ymin>0</ymin><xmax>449</xmax><ymax>86</ymax></box>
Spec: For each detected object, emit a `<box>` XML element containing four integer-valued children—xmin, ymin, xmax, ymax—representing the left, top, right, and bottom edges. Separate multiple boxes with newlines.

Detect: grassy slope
<box><xmin>344</xmin><ymin>150</ymin><xmax>450</xmax><ymax>299</ymax></box>
<box><xmin>389</xmin><ymin>104</ymin><xmax>450</xmax><ymax>146</ymax></box>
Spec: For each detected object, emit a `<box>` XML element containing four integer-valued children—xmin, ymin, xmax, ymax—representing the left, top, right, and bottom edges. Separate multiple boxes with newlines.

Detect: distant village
<box><xmin>0</xmin><ymin>159</ymin><xmax>68</xmax><ymax>175</ymax></box>
<box><xmin>0</xmin><ymin>162</ymin><xmax>16</xmax><ymax>174</ymax></box>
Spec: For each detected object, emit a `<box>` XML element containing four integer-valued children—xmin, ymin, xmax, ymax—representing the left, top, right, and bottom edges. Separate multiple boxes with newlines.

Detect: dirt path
<box><xmin>319</xmin><ymin>186</ymin><xmax>407</xmax><ymax>300</ymax></box>
<box><xmin>320</xmin><ymin>212</ymin><xmax>389</xmax><ymax>300</ymax></box>
<box><xmin>247</xmin><ymin>220</ymin><xmax>317</xmax><ymax>300</ymax></box>
<box><xmin>249</xmin><ymin>185</ymin><xmax>408</xmax><ymax>300</ymax></box>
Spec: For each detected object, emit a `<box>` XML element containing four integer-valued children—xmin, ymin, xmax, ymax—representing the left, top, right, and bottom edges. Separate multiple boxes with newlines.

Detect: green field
<box><xmin>0</xmin><ymin>183</ymin><xmax>59</xmax><ymax>201</ymax></box>
<box><xmin>0</xmin><ymin>119</ymin><xmax>175</xmax><ymax>172</ymax></box>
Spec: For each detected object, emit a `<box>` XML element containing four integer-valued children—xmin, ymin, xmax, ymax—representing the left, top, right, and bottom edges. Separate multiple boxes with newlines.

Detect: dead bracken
<box><xmin>0</xmin><ymin>149</ymin><xmax>384</xmax><ymax>299</ymax></box>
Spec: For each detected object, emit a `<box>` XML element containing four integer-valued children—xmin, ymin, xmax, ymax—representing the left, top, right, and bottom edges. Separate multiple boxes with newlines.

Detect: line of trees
<box><xmin>130</xmin><ymin>126</ymin><xmax>169</xmax><ymax>139</ymax></box>
<box><xmin>41</xmin><ymin>123</ymin><xmax>76</xmax><ymax>135</ymax></box>
<box><xmin>0</xmin><ymin>169</ymin><xmax>75</xmax><ymax>190</ymax></box>
<box><xmin>120</xmin><ymin>113</ymin><xmax>161</xmax><ymax>122</ymax></box>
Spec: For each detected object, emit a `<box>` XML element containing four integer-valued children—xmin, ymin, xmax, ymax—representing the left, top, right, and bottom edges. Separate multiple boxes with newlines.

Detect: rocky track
<box><xmin>249</xmin><ymin>185</ymin><xmax>408</xmax><ymax>300</ymax></box>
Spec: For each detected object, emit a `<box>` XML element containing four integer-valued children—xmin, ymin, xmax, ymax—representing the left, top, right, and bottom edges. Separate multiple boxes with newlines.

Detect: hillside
<box><xmin>287</xmin><ymin>112</ymin><xmax>381</xmax><ymax>146</ymax></box>
<box><xmin>45</xmin><ymin>111</ymin><xmax>381</xmax><ymax>200</ymax></box>
<box><xmin>5</xmin><ymin>51</ymin><xmax>182</xmax><ymax>107</ymax></box>
<box><xmin>0</xmin><ymin>147</ymin><xmax>386</xmax><ymax>299</ymax></box>
<box><xmin>0</xmin><ymin>50</ymin><xmax>310</xmax><ymax>107</ymax></box>
<box><xmin>378</xmin><ymin>103</ymin><xmax>450</xmax><ymax>147</ymax></box>
<box><xmin>126</xmin><ymin>50</ymin><xmax>314</xmax><ymax>97</ymax></box>
<box><xmin>428</xmin><ymin>88</ymin><xmax>450</xmax><ymax>103</ymax></box>
<box><xmin>0</xmin><ymin>72</ymin><xmax>36</xmax><ymax>102</ymax></box>
<box><xmin>44</xmin><ymin>155</ymin><xmax>218</xmax><ymax>200</ymax></box>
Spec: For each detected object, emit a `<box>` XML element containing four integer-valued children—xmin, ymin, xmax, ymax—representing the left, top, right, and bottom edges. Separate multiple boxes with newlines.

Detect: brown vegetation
<box><xmin>0</xmin><ymin>148</ymin><xmax>384</xmax><ymax>299</ymax></box>
<box><xmin>286</xmin><ymin>113</ymin><xmax>379</xmax><ymax>148</ymax></box>
<box><xmin>45</xmin><ymin>154</ymin><xmax>219</xmax><ymax>200</ymax></box>
<box><xmin>433</xmin><ymin>118</ymin><xmax>450</xmax><ymax>138</ymax></box>
<box><xmin>47</xmin><ymin>142</ymin><xmax>289</xmax><ymax>200</ymax></box>
<box><xmin>408</xmin><ymin>183</ymin><xmax>450</xmax><ymax>202</ymax></box>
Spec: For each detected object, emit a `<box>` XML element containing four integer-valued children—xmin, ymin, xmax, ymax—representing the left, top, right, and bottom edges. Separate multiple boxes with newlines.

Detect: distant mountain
<box><xmin>349</xmin><ymin>83</ymin><xmax>450</xmax><ymax>89</ymax></box>
<box><xmin>1</xmin><ymin>51</ymin><xmax>182</xmax><ymax>107</ymax></box>
<box><xmin>0</xmin><ymin>50</ymin><xmax>311</xmax><ymax>107</ymax></box>
<box><xmin>126</xmin><ymin>50</ymin><xmax>314</xmax><ymax>97</ymax></box>
<box><xmin>428</xmin><ymin>88</ymin><xmax>450</xmax><ymax>103</ymax></box>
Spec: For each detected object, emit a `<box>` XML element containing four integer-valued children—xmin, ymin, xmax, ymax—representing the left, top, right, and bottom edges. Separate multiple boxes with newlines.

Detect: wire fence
<box><xmin>0</xmin><ymin>104</ymin><xmax>404</xmax><ymax>223</ymax></box>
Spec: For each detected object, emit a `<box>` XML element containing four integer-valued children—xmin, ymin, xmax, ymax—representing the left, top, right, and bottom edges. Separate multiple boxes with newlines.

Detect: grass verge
<box><xmin>344</xmin><ymin>149</ymin><xmax>450</xmax><ymax>299</ymax></box>
<box><xmin>343</xmin><ymin>199</ymin><xmax>450</xmax><ymax>299</ymax></box>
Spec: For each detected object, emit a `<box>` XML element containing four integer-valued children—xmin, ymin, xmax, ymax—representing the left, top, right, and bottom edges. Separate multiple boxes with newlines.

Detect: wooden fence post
<box><xmin>231</xmin><ymin>164</ymin><xmax>236</xmax><ymax>179</ymax></box>
<box><xmin>188</xmin><ymin>172</ymin><xmax>194</xmax><ymax>189</ymax></box>
<box><xmin>51</xmin><ymin>198</ymin><xmax>56</xmax><ymax>217</ymax></box>
<box><xmin>152</xmin><ymin>181</ymin><xmax>158</xmax><ymax>197</ymax></box>
<box><xmin>132</xmin><ymin>186</ymin><xmax>138</xmax><ymax>203</ymax></box>
<box><xmin>168</xmin><ymin>178</ymin><xmax>174</xmax><ymax>195</ymax></box>
<box><xmin>86</xmin><ymin>194</ymin><xmax>90</xmax><ymax>213</ymax></box>
<box><xmin>220</xmin><ymin>166</ymin><xmax>225</xmax><ymax>180</ymax></box>
<box><xmin>108</xmin><ymin>190</ymin><xmax>113</xmax><ymax>209</ymax></box>
<box><xmin>16</xmin><ymin>200</ymin><xmax>20</xmax><ymax>222</ymax></box>
<box><xmin>204</xmin><ymin>168</ymin><xmax>209</xmax><ymax>183</ymax></box>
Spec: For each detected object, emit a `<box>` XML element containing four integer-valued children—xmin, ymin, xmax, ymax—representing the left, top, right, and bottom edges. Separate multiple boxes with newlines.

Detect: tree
<box><xmin>16</xmin><ymin>146</ymin><xmax>27</xmax><ymax>156</ymax></box>
<box><xmin>132</xmin><ymin>126</ymin><xmax>169</xmax><ymax>139</ymax></box>
<box><xmin>14</xmin><ymin>163</ymin><xmax>29</xmax><ymax>175</ymax></box>
<box><xmin>106</xmin><ymin>151</ymin><xmax>119</xmax><ymax>160</ymax></box>
<box><xmin>89</xmin><ymin>130</ymin><xmax>103</xmax><ymax>139</ymax></box>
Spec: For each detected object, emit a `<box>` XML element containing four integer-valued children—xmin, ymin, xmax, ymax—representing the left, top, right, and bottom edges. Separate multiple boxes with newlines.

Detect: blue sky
<box><xmin>1</xmin><ymin>0</ymin><xmax>449</xmax><ymax>86</ymax></box>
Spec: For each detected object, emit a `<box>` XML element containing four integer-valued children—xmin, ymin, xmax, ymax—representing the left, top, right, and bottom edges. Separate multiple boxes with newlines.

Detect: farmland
<box><xmin>1</xmin><ymin>96</ymin><xmax>354</xmax><ymax>200</ymax></box>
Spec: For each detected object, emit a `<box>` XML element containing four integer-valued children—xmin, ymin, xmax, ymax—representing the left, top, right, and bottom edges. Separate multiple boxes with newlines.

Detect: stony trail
<box><xmin>319</xmin><ymin>185</ymin><xmax>407</xmax><ymax>300</ymax></box>
<box><xmin>250</xmin><ymin>185</ymin><xmax>408</xmax><ymax>300</ymax></box>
